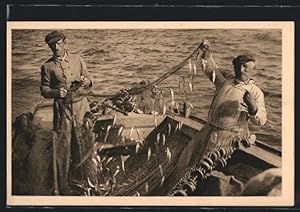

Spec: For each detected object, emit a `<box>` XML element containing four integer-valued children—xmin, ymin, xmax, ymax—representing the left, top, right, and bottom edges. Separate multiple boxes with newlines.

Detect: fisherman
<box><xmin>173</xmin><ymin>39</ymin><xmax>267</xmax><ymax>185</ymax></box>
<box><xmin>40</xmin><ymin>31</ymin><xmax>93</xmax><ymax>195</ymax></box>
<box><xmin>197</xmin><ymin>39</ymin><xmax>267</xmax><ymax>132</ymax></box>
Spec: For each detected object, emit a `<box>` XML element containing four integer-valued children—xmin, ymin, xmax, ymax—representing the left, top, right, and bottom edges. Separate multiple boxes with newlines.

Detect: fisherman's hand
<box><xmin>243</xmin><ymin>91</ymin><xmax>258</xmax><ymax>115</ymax></box>
<box><xmin>198</xmin><ymin>39</ymin><xmax>212</xmax><ymax>60</ymax></box>
<box><xmin>59</xmin><ymin>88</ymin><xmax>68</xmax><ymax>98</ymax></box>
<box><xmin>80</xmin><ymin>76</ymin><xmax>92</xmax><ymax>88</ymax></box>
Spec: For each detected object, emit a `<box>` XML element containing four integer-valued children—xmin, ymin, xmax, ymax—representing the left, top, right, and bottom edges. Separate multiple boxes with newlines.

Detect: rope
<box><xmin>150</xmin><ymin>43</ymin><xmax>202</xmax><ymax>86</ymax></box>
<box><xmin>98</xmin><ymin>43</ymin><xmax>202</xmax><ymax>100</ymax></box>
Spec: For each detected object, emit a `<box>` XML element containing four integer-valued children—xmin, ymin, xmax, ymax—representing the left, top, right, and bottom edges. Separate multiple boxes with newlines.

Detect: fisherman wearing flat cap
<box><xmin>40</xmin><ymin>31</ymin><xmax>93</xmax><ymax>195</ymax></box>
<box><xmin>196</xmin><ymin>39</ymin><xmax>267</xmax><ymax>140</ymax></box>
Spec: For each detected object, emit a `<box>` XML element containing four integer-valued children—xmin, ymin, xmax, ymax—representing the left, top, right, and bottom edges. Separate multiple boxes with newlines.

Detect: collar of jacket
<box><xmin>53</xmin><ymin>52</ymin><xmax>69</xmax><ymax>65</ymax></box>
<box><xmin>234</xmin><ymin>78</ymin><xmax>255</xmax><ymax>86</ymax></box>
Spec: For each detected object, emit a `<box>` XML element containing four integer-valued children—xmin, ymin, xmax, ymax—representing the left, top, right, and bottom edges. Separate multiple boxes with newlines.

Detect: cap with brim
<box><xmin>45</xmin><ymin>31</ymin><xmax>65</xmax><ymax>44</ymax></box>
<box><xmin>232</xmin><ymin>54</ymin><xmax>255</xmax><ymax>66</ymax></box>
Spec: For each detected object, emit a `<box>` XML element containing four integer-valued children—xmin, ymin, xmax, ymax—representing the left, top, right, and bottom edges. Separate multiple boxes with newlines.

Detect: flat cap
<box><xmin>232</xmin><ymin>54</ymin><xmax>255</xmax><ymax>66</ymax></box>
<box><xmin>45</xmin><ymin>31</ymin><xmax>65</xmax><ymax>44</ymax></box>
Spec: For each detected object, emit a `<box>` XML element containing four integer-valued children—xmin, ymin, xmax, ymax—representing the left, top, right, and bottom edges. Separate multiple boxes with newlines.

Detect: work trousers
<box><xmin>53</xmin><ymin>97</ymin><xmax>90</xmax><ymax>193</ymax></box>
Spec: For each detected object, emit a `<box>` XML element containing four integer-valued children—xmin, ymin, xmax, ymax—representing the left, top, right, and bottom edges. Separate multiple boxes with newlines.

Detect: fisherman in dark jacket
<box><xmin>40</xmin><ymin>31</ymin><xmax>93</xmax><ymax>195</ymax></box>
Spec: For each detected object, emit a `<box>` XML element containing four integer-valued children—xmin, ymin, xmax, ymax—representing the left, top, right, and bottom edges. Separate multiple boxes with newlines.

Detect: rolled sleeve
<box><xmin>248</xmin><ymin>86</ymin><xmax>267</xmax><ymax>126</ymax></box>
<box><xmin>197</xmin><ymin>55</ymin><xmax>225</xmax><ymax>89</ymax></box>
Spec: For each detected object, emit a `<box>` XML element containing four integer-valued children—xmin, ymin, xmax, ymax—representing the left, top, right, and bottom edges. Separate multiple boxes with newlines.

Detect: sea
<box><xmin>11</xmin><ymin>29</ymin><xmax>282</xmax><ymax>149</ymax></box>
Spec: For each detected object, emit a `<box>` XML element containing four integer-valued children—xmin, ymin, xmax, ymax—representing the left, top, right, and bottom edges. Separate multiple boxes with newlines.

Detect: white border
<box><xmin>7</xmin><ymin>21</ymin><xmax>294</xmax><ymax>206</ymax></box>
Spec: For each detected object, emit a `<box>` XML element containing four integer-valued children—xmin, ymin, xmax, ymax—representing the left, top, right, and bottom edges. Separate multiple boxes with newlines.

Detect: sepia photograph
<box><xmin>6</xmin><ymin>22</ymin><xmax>294</xmax><ymax>206</ymax></box>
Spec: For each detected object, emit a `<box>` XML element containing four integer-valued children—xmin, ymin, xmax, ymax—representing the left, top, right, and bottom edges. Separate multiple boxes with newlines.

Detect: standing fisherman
<box><xmin>40</xmin><ymin>31</ymin><xmax>93</xmax><ymax>195</ymax></box>
<box><xmin>173</xmin><ymin>39</ymin><xmax>267</xmax><ymax>185</ymax></box>
<box><xmin>197</xmin><ymin>39</ymin><xmax>267</xmax><ymax>129</ymax></box>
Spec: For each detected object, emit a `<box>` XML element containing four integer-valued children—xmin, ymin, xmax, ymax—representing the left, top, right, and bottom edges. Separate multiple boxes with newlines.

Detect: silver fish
<box><xmin>92</xmin><ymin>158</ymin><xmax>98</xmax><ymax>167</ymax></box>
<box><xmin>145</xmin><ymin>182</ymin><xmax>149</xmax><ymax>193</ymax></box>
<box><xmin>189</xmin><ymin>82</ymin><xmax>193</xmax><ymax>92</ymax></box>
<box><xmin>129</xmin><ymin>127</ymin><xmax>134</xmax><ymax>139</ymax></box>
<box><xmin>112</xmin><ymin>114</ymin><xmax>117</xmax><ymax>126</ymax></box>
<box><xmin>178</xmin><ymin>120</ymin><xmax>184</xmax><ymax>130</ymax></box>
<box><xmin>162</xmin><ymin>133</ymin><xmax>166</xmax><ymax>146</ymax></box>
<box><xmin>160</xmin><ymin>176</ymin><xmax>165</xmax><ymax>187</ymax></box>
<box><xmin>147</xmin><ymin>147</ymin><xmax>151</xmax><ymax>161</ymax></box>
<box><xmin>136</xmin><ymin>128</ymin><xmax>141</xmax><ymax>140</ymax></box>
<box><xmin>193</xmin><ymin>64</ymin><xmax>197</xmax><ymax>75</ymax></box>
<box><xmin>117</xmin><ymin>126</ymin><xmax>124</xmax><ymax>137</ymax></box>
<box><xmin>168</xmin><ymin>123</ymin><xmax>172</xmax><ymax>135</ymax></box>
<box><xmin>154</xmin><ymin>118</ymin><xmax>158</xmax><ymax>128</ymax></box>
<box><xmin>156</xmin><ymin>133</ymin><xmax>160</xmax><ymax>143</ymax></box>
<box><xmin>106</xmin><ymin>157</ymin><xmax>113</xmax><ymax>165</ymax></box>
<box><xmin>166</xmin><ymin>147</ymin><xmax>172</xmax><ymax>162</ymax></box>
<box><xmin>162</xmin><ymin>104</ymin><xmax>167</xmax><ymax>116</ymax></box>
<box><xmin>201</xmin><ymin>59</ymin><xmax>207</xmax><ymax>71</ymax></box>
<box><xmin>159</xmin><ymin>164</ymin><xmax>164</xmax><ymax>176</ymax></box>
<box><xmin>212</xmin><ymin>70</ymin><xmax>216</xmax><ymax>84</ymax></box>
<box><xmin>113</xmin><ymin>166</ymin><xmax>120</xmax><ymax>177</ymax></box>
<box><xmin>135</xmin><ymin>142</ymin><xmax>141</xmax><ymax>154</ymax></box>
<box><xmin>188</xmin><ymin>58</ymin><xmax>192</xmax><ymax>73</ymax></box>
<box><xmin>106</xmin><ymin>125</ymin><xmax>112</xmax><ymax>134</ymax></box>
<box><xmin>87</xmin><ymin>177</ymin><xmax>95</xmax><ymax>188</ymax></box>
<box><xmin>188</xmin><ymin>102</ymin><xmax>194</xmax><ymax>109</ymax></box>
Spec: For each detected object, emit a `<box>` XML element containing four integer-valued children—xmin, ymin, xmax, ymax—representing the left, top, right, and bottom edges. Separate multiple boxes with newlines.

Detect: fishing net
<box><xmin>12</xmin><ymin>42</ymin><xmax>256</xmax><ymax>196</ymax></box>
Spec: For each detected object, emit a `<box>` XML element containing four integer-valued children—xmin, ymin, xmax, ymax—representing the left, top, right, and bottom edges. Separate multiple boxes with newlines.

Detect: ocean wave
<box><xmin>253</xmin><ymin>32</ymin><xmax>281</xmax><ymax>44</ymax></box>
<box><xmin>82</xmin><ymin>48</ymin><xmax>109</xmax><ymax>56</ymax></box>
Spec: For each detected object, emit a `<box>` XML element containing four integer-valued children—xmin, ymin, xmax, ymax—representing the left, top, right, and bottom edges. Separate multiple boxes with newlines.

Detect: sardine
<box><xmin>170</xmin><ymin>88</ymin><xmax>174</xmax><ymax>106</ymax></box>
<box><xmin>87</xmin><ymin>177</ymin><xmax>95</xmax><ymax>188</ymax></box>
<box><xmin>117</xmin><ymin>126</ymin><xmax>124</xmax><ymax>137</ymax></box>
<box><xmin>113</xmin><ymin>166</ymin><xmax>120</xmax><ymax>177</ymax></box>
<box><xmin>147</xmin><ymin>147</ymin><xmax>151</xmax><ymax>161</ymax></box>
<box><xmin>136</xmin><ymin>128</ymin><xmax>141</xmax><ymax>139</ymax></box>
<box><xmin>92</xmin><ymin>158</ymin><xmax>98</xmax><ymax>167</ymax></box>
<box><xmin>106</xmin><ymin>157</ymin><xmax>113</xmax><ymax>165</ymax></box>
<box><xmin>166</xmin><ymin>147</ymin><xmax>171</xmax><ymax>162</ymax></box>
<box><xmin>135</xmin><ymin>142</ymin><xmax>141</xmax><ymax>154</ymax></box>
<box><xmin>112</xmin><ymin>114</ymin><xmax>117</xmax><ymax>126</ymax></box>
<box><xmin>168</xmin><ymin>123</ymin><xmax>172</xmax><ymax>135</ymax></box>
<box><xmin>201</xmin><ymin>59</ymin><xmax>207</xmax><ymax>71</ymax></box>
<box><xmin>193</xmin><ymin>64</ymin><xmax>197</xmax><ymax>75</ymax></box>
<box><xmin>156</xmin><ymin>133</ymin><xmax>160</xmax><ymax>143</ymax></box>
<box><xmin>188</xmin><ymin>58</ymin><xmax>192</xmax><ymax>73</ymax></box>
<box><xmin>189</xmin><ymin>82</ymin><xmax>193</xmax><ymax>92</ymax></box>
<box><xmin>121</xmin><ymin>155</ymin><xmax>130</xmax><ymax>172</ymax></box>
<box><xmin>212</xmin><ymin>70</ymin><xmax>216</xmax><ymax>84</ymax></box>
<box><xmin>129</xmin><ymin>127</ymin><xmax>134</xmax><ymax>139</ymax></box>
<box><xmin>178</xmin><ymin>120</ymin><xmax>184</xmax><ymax>130</ymax></box>
<box><xmin>145</xmin><ymin>182</ymin><xmax>149</xmax><ymax>193</ymax></box>
<box><xmin>87</xmin><ymin>188</ymin><xmax>91</xmax><ymax>196</ymax></box>
<box><xmin>162</xmin><ymin>104</ymin><xmax>167</xmax><ymax>116</ymax></box>
<box><xmin>106</xmin><ymin>125</ymin><xmax>112</xmax><ymax>134</ymax></box>
<box><xmin>154</xmin><ymin>118</ymin><xmax>158</xmax><ymax>128</ymax></box>
<box><xmin>188</xmin><ymin>102</ymin><xmax>194</xmax><ymax>109</ymax></box>
<box><xmin>159</xmin><ymin>164</ymin><xmax>164</xmax><ymax>176</ymax></box>
<box><xmin>162</xmin><ymin>133</ymin><xmax>166</xmax><ymax>146</ymax></box>
<box><xmin>161</xmin><ymin>176</ymin><xmax>165</xmax><ymax>187</ymax></box>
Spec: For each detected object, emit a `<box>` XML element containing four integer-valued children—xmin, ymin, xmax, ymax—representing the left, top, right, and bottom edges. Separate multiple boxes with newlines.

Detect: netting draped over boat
<box><xmin>12</xmin><ymin>42</ymin><xmax>254</xmax><ymax>196</ymax></box>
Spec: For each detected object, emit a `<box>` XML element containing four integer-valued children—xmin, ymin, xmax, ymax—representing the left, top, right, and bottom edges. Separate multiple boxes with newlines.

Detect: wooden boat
<box><xmin>12</xmin><ymin>97</ymin><xmax>281</xmax><ymax>196</ymax></box>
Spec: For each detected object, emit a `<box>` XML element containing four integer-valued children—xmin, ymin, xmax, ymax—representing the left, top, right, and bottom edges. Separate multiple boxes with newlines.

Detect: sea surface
<box><xmin>11</xmin><ymin>29</ymin><xmax>282</xmax><ymax>148</ymax></box>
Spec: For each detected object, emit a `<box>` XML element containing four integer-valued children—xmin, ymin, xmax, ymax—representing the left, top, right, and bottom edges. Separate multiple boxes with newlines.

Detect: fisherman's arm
<box><xmin>40</xmin><ymin>65</ymin><xmax>66</xmax><ymax>98</ymax></box>
<box><xmin>196</xmin><ymin>39</ymin><xmax>225</xmax><ymax>88</ymax></box>
<box><xmin>79</xmin><ymin>56</ymin><xmax>93</xmax><ymax>88</ymax></box>
<box><xmin>244</xmin><ymin>87</ymin><xmax>267</xmax><ymax>126</ymax></box>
